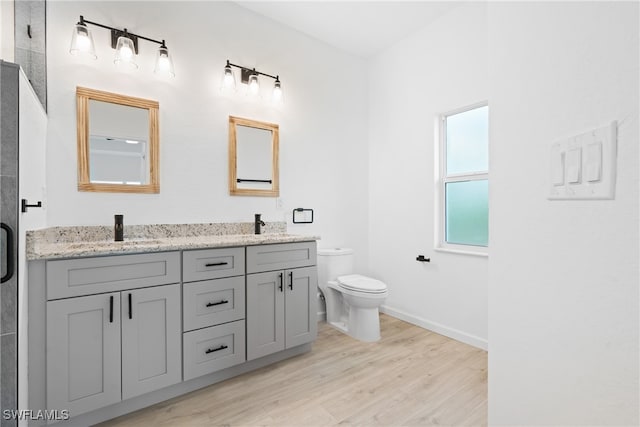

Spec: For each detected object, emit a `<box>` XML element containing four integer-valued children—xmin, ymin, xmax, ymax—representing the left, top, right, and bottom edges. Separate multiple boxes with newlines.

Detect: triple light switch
<box><xmin>548</xmin><ymin>121</ymin><xmax>617</xmax><ymax>200</ymax></box>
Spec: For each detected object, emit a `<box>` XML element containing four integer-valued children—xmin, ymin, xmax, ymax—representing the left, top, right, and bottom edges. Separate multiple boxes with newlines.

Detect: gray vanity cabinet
<box><xmin>46</xmin><ymin>293</ymin><xmax>122</xmax><ymax>417</ymax></box>
<box><xmin>121</xmin><ymin>284</ymin><xmax>182</xmax><ymax>400</ymax></box>
<box><xmin>285</xmin><ymin>266</ymin><xmax>318</xmax><ymax>348</ymax></box>
<box><xmin>31</xmin><ymin>242</ymin><xmax>318</xmax><ymax>425</ymax></box>
<box><xmin>182</xmin><ymin>247</ymin><xmax>247</xmax><ymax>381</ymax></box>
<box><xmin>246</xmin><ymin>242</ymin><xmax>318</xmax><ymax>361</ymax></box>
<box><xmin>46</xmin><ymin>284</ymin><xmax>181</xmax><ymax>416</ymax></box>
<box><xmin>246</xmin><ymin>271</ymin><xmax>285</xmax><ymax>359</ymax></box>
<box><xmin>44</xmin><ymin>252</ymin><xmax>182</xmax><ymax>419</ymax></box>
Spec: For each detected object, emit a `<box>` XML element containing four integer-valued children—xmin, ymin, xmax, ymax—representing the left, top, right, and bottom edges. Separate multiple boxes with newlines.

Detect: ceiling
<box><xmin>235</xmin><ymin>1</ymin><xmax>462</xmax><ymax>58</ymax></box>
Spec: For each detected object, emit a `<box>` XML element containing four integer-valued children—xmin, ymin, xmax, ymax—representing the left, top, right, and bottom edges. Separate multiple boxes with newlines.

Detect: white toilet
<box><xmin>317</xmin><ymin>248</ymin><xmax>388</xmax><ymax>342</ymax></box>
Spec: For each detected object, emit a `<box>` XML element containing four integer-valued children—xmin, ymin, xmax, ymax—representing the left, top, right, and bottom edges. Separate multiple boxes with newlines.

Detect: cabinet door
<box><xmin>121</xmin><ymin>284</ymin><xmax>182</xmax><ymax>400</ymax></box>
<box><xmin>47</xmin><ymin>293</ymin><xmax>121</xmax><ymax>417</ymax></box>
<box><xmin>247</xmin><ymin>271</ymin><xmax>285</xmax><ymax>360</ymax></box>
<box><xmin>285</xmin><ymin>266</ymin><xmax>318</xmax><ymax>348</ymax></box>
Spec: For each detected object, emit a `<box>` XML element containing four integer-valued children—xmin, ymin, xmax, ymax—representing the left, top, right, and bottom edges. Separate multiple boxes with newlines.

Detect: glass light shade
<box><xmin>221</xmin><ymin>64</ymin><xmax>236</xmax><ymax>91</ymax></box>
<box><xmin>114</xmin><ymin>36</ymin><xmax>138</xmax><ymax>69</ymax></box>
<box><xmin>69</xmin><ymin>23</ymin><xmax>97</xmax><ymax>59</ymax></box>
<box><xmin>154</xmin><ymin>45</ymin><xmax>175</xmax><ymax>77</ymax></box>
<box><xmin>247</xmin><ymin>73</ymin><xmax>260</xmax><ymax>95</ymax></box>
<box><xmin>272</xmin><ymin>79</ymin><xmax>284</xmax><ymax>105</ymax></box>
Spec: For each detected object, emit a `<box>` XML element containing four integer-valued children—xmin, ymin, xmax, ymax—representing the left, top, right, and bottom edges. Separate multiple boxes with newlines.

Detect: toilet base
<box><xmin>347</xmin><ymin>306</ymin><xmax>381</xmax><ymax>342</ymax></box>
<box><xmin>320</xmin><ymin>283</ymin><xmax>386</xmax><ymax>343</ymax></box>
<box><xmin>328</xmin><ymin>320</ymin><xmax>348</xmax><ymax>334</ymax></box>
<box><xmin>326</xmin><ymin>307</ymin><xmax>381</xmax><ymax>342</ymax></box>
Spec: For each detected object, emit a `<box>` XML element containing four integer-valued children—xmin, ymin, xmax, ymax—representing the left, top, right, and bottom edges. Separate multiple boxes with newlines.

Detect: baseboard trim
<box><xmin>380</xmin><ymin>305</ymin><xmax>488</xmax><ymax>351</ymax></box>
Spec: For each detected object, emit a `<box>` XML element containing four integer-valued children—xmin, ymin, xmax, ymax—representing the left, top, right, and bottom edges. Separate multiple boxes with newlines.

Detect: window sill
<box><xmin>434</xmin><ymin>247</ymin><xmax>488</xmax><ymax>257</ymax></box>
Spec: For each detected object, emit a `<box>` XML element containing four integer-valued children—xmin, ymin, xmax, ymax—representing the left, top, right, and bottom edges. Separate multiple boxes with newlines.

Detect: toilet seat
<box><xmin>337</xmin><ymin>274</ymin><xmax>387</xmax><ymax>294</ymax></box>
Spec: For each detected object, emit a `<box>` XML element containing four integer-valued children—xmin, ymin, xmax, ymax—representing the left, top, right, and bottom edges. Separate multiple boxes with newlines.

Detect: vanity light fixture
<box><xmin>272</xmin><ymin>76</ymin><xmax>283</xmax><ymax>106</ymax></box>
<box><xmin>222</xmin><ymin>60</ymin><xmax>237</xmax><ymax>91</ymax></box>
<box><xmin>154</xmin><ymin>42</ymin><xmax>175</xmax><ymax>77</ymax></box>
<box><xmin>247</xmin><ymin>71</ymin><xmax>260</xmax><ymax>96</ymax></box>
<box><xmin>222</xmin><ymin>60</ymin><xmax>283</xmax><ymax>105</ymax></box>
<box><xmin>114</xmin><ymin>31</ymin><xmax>137</xmax><ymax>69</ymax></box>
<box><xmin>69</xmin><ymin>15</ymin><xmax>175</xmax><ymax>77</ymax></box>
<box><xmin>69</xmin><ymin>19</ymin><xmax>96</xmax><ymax>59</ymax></box>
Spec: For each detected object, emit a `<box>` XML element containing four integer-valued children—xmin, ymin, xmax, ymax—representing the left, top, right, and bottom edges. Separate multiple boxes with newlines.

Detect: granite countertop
<box><xmin>26</xmin><ymin>222</ymin><xmax>320</xmax><ymax>260</ymax></box>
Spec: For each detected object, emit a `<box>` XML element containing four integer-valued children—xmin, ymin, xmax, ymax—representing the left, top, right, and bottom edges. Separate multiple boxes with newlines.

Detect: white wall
<box><xmin>488</xmin><ymin>2</ymin><xmax>639</xmax><ymax>425</ymax></box>
<box><xmin>45</xmin><ymin>1</ymin><xmax>370</xmax><ymax>269</ymax></box>
<box><xmin>18</xmin><ymin>69</ymin><xmax>48</xmax><ymax>424</ymax></box>
<box><xmin>368</xmin><ymin>3</ymin><xmax>488</xmax><ymax>348</ymax></box>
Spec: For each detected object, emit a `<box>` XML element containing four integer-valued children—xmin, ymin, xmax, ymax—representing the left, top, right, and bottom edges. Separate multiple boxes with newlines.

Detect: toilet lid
<box><xmin>337</xmin><ymin>274</ymin><xmax>387</xmax><ymax>293</ymax></box>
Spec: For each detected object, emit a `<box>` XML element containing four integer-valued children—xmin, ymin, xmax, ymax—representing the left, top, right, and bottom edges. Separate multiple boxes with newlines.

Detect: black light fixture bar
<box><xmin>226</xmin><ymin>60</ymin><xmax>278</xmax><ymax>83</ymax></box>
<box><xmin>78</xmin><ymin>15</ymin><xmax>166</xmax><ymax>53</ymax></box>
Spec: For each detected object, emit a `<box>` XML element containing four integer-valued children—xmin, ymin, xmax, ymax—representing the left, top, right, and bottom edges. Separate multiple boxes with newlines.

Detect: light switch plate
<box><xmin>548</xmin><ymin>121</ymin><xmax>617</xmax><ymax>200</ymax></box>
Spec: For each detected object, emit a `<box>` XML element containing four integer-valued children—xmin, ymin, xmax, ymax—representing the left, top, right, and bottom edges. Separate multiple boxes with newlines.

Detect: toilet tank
<box><xmin>317</xmin><ymin>248</ymin><xmax>355</xmax><ymax>287</ymax></box>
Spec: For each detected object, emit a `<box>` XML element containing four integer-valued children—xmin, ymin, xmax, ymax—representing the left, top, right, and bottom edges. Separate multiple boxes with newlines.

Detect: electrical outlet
<box><xmin>276</xmin><ymin>198</ymin><xmax>284</xmax><ymax>209</ymax></box>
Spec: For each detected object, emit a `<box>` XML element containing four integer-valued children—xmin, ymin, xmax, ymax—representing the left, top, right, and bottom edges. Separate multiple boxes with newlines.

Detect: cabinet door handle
<box><xmin>288</xmin><ymin>271</ymin><xmax>293</xmax><ymax>290</ymax></box>
<box><xmin>109</xmin><ymin>295</ymin><xmax>114</xmax><ymax>323</ymax></box>
<box><xmin>205</xmin><ymin>262</ymin><xmax>228</xmax><ymax>267</ymax></box>
<box><xmin>128</xmin><ymin>293</ymin><xmax>132</xmax><ymax>319</ymax></box>
<box><xmin>278</xmin><ymin>273</ymin><xmax>283</xmax><ymax>292</ymax></box>
<box><xmin>206</xmin><ymin>300</ymin><xmax>229</xmax><ymax>307</ymax></box>
<box><xmin>205</xmin><ymin>344</ymin><xmax>228</xmax><ymax>354</ymax></box>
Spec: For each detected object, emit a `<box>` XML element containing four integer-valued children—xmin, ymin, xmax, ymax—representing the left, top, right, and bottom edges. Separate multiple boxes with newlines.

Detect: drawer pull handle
<box><xmin>205</xmin><ymin>344</ymin><xmax>228</xmax><ymax>354</ymax></box>
<box><xmin>205</xmin><ymin>262</ymin><xmax>228</xmax><ymax>267</ymax></box>
<box><xmin>206</xmin><ymin>300</ymin><xmax>229</xmax><ymax>307</ymax></box>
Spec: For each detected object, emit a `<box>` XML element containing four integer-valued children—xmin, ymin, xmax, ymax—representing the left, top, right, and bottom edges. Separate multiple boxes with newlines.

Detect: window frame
<box><xmin>436</xmin><ymin>101</ymin><xmax>489</xmax><ymax>256</ymax></box>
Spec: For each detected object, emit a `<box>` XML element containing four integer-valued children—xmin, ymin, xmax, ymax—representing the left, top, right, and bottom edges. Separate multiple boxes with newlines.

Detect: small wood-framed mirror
<box><xmin>77</xmin><ymin>87</ymin><xmax>159</xmax><ymax>193</ymax></box>
<box><xmin>229</xmin><ymin>116</ymin><xmax>279</xmax><ymax>197</ymax></box>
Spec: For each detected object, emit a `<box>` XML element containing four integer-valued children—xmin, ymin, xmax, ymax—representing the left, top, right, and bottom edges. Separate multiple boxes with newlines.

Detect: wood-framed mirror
<box><xmin>76</xmin><ymin>86</ymin><xmax>159</xmax><ymax>193</ymax></box>
<box><xmin>229</xmin><ymin>116</ymin><xmax>279</xmax><ymax>197</ymax></box>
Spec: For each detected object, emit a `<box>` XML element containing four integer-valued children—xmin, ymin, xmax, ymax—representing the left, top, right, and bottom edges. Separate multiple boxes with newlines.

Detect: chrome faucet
<box><xmin>254</xmin><ymin>214</ymin><xmax>266</xmax><ymax>234</ymax></box>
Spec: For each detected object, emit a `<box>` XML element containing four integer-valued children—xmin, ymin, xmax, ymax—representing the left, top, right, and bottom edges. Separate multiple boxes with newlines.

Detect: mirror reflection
<box><xmin>229</xmin><ymin>116</ymin><xmax>279</xmax><ymax>197</ymax></box>
<box><xmin>236</xmin><ymin>125</ymin><xmax>273</xmax><ymax>190</ymax></box>
<box><xmin>89</xmin><ymin>100</ymin><xmax>149</xmax><ymax>185</ymax></box>
<box><xmin>77</xmin><ymin>87</ymin><xmax>159</xmax><ymax>193</ymax></box>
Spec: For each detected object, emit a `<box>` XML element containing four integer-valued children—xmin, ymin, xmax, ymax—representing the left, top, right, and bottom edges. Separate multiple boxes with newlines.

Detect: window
<box><xmin>438</xmin><ymin>103</ymin><xmax>489</xmax><ymax>253</ymax></box>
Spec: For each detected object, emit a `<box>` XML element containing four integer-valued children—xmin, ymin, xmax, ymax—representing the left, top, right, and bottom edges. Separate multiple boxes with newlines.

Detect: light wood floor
<box><xmin>100</xmin><ymin>314</ymin><xmax>487</xmax><ymax>426</ymax></box>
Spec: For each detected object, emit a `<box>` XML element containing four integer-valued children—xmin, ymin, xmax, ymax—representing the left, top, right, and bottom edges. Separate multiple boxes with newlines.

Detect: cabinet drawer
<box><xmin>183</xmin><ymin>276</ymin><xmax>245</xmax><ymax>332</ymax></box>
<box><xmin>183</xmin><ymin>247</ymin><xmax>245</xmax><ymax>282</ymax></box>
<box><xmin>46</xmin><ymin>252</ymin><xmax>180</xmax><ymax>300</ymax></box>
<box><xmin>246</xmin><ymin>241</ymin><xmax>317</xmax><ymax>274</ymax></box>
<box><xmin>183</xmin><ymin>320</ymin><xmax>246</xmax><ymax>381</ymax></box>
